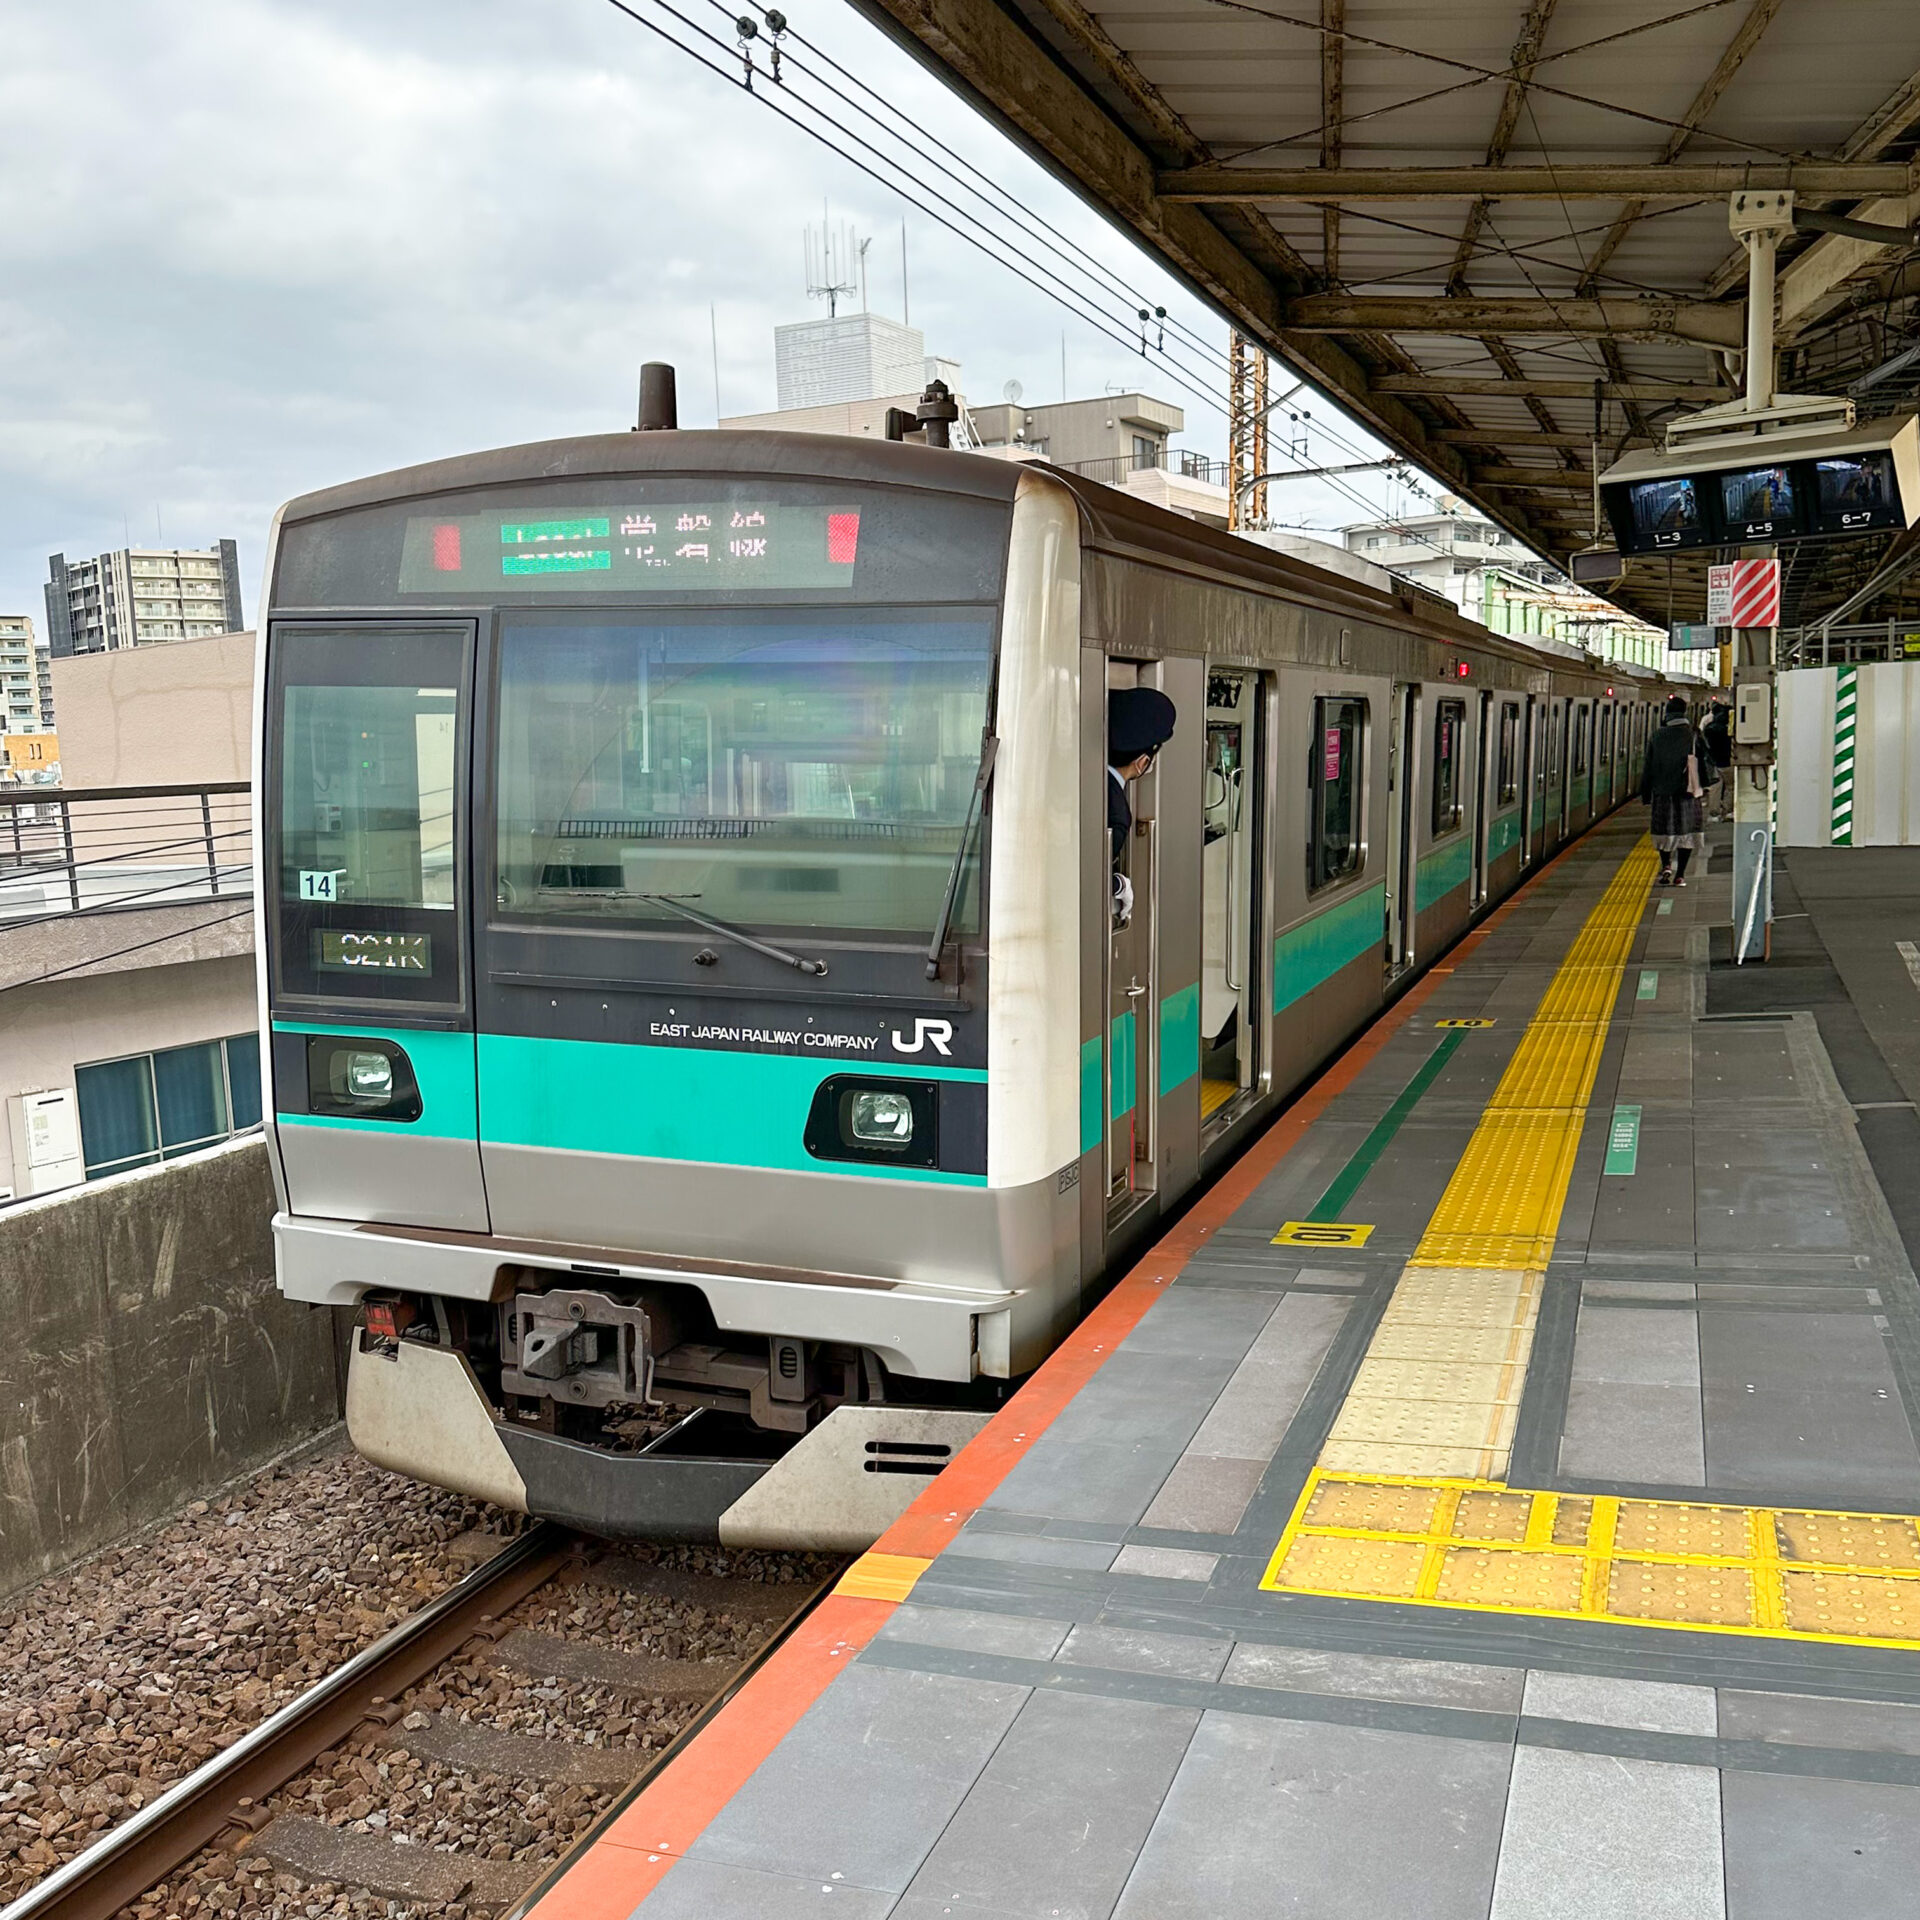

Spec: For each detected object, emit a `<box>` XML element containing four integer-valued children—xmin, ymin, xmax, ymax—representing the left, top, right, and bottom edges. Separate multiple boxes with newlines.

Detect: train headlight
<box><xmin>347</xmin><ymin>1051</ymin><xmax>394</xmax><ymax>1100</ymax></box>
<box><xmin>850</xmin><ymin>1090</ymin><xmax>914</xmax><ymax>1143</ymax></box>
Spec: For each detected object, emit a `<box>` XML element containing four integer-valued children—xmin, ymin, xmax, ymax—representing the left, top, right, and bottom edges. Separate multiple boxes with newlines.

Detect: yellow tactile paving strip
<box><xmin>1264</xmin><ymin>1471</ymin><xmax>1920</xmax><ymax>1648</ymax></box>
<box><xmin>1262</xmin><ymin>834</ymin><xmax>1920</xmax><ymax>1649</ymax></box>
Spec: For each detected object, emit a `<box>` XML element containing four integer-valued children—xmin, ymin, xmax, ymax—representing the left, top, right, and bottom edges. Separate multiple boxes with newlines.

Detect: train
<box><xmin>255</xmin><ymin>396</ymin><xmax>1691</xmax><ymax>1548</ymax></box>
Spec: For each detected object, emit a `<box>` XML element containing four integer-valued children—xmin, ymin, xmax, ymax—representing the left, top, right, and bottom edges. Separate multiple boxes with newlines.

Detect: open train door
<box><xmin>1471</xmin><ymin>690</ymin><xmax>1492</xmax><ymax>908</ymax></box>
<box><xmin>1382</xmin><ymin>682</ymin><xmax>1419</xmax><ymax>975</ymax></box>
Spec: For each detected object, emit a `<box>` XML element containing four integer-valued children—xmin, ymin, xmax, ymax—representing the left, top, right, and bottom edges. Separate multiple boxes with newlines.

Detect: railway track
<box><xmin>2</xmin><ymin>1525</ymin><xmax>835</xmax><ymax>1920</ymax></box>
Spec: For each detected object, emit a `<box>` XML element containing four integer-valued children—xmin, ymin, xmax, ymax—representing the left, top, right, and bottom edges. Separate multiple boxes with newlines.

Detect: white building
<box><xmin>774</xmin><ymin>313</ymin><xmax>932</xmax><ymax>409</ymax></box>
<box><xmin>0</xmin><ymin>615</ymin><xmax>54</xmax><ymax>740</ymax></box>
<box><xmin>1342</xmin><ymin>501</ymin><xmax>1664</xmax><ymax>670</ymax></box>
<box><xmin>45</xmin><ymin>541</ymin><xmax>244</xmax><ymax>658</ymax></box>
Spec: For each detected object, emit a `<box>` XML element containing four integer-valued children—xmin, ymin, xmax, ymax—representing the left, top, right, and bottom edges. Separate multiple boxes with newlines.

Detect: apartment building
<box><xmin>0</xmin><ymin>615</ymin><xmax>53</xmax><ymax>739</ymax></box>
<box><xmin>44</xmin><ymin>541</ymin><xmax>244</xmax><ymax>658</ymax></box>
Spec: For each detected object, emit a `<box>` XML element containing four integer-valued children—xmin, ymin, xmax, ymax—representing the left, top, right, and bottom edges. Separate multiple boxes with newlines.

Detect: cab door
<box><xmin>264</xmin><ymin>620</ymin><xmax>486</xmax><ymax>1231</ymax></box>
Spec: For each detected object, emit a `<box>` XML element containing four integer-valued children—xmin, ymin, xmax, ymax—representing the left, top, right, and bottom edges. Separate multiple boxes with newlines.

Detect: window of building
<box><xmin>1131</xmin><ymin>434</ymin><xmax>1158</xmax><ymax>471</ymax></box>
<box><xmin>1365</xmin><ymin>536</ymin><xmax>1383</xmax><ymax>551</ymax></box>
<box><xmin>74</xmin><ymin>1032</ymin><xmax>262</xmax><ymax>1180</ymax></box>
<box><xmin>1431</xmin><ymin>698</ymin><xmax>1466</xmax><ymax>835</ymax></box>
<box><xmin>1496</xmin><ymin>703</ymin><xmax>1520</xmax><ymax>804</ymax></box>
<box><xmin>1309</xmin><ymin>696</ymin><xmax>1367</xmax><ymax>890</ymax></box>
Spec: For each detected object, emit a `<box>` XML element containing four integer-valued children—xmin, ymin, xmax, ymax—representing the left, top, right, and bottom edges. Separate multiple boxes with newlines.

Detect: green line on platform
<box><xmin>1308</xmin><ymin>1027</ymin><xmax>1468</xmax><ymax>1221</ymax></box>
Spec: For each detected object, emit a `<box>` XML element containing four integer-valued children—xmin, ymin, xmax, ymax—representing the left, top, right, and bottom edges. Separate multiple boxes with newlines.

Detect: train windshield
<box><xmin>493</xmin><ymin>609</ymin><xmax>995</xmax><ymax>937</ymax></box>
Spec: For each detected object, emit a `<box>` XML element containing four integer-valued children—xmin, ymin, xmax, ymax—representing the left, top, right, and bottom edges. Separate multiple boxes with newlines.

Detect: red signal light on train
<box><xmin>827</xmin><ymin>511</ymin><xmax>861</xmax><ymax>566</ymax></box>
<box><xmin>1456</xmin><ymin>660</ymin><xmax>1470</xmax><ymax>677</ymax></box>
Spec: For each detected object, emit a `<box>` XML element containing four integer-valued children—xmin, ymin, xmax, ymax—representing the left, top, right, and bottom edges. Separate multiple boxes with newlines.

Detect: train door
<box><xmin>1520</xmin><ymin>694</ymin><xmax>1539</xmax><ymax>869</ymax></box>
<box><xmin>1106</xmin><ymin>660</ymin><xmax>1159</xmax><ymax>1225</ymax></box>
<box><xmin>1548</xmin><ymin>699</ymin><xmax>1567</xmax><ymax>844</ymax></box>
<box><xmin>1199</xmin><ymin>668</ymin><xmax>1266</xmax><ymax>1140</ymax></box>
<box><xmin>1471</xmin><ymin>690</ymin><xmax>1492</xmax><ymax>908</ymax></box>
<box><xmin>1383</xmin><ymin>682</ymin><xmax>1420</xmax><ymax>974</ymax></box>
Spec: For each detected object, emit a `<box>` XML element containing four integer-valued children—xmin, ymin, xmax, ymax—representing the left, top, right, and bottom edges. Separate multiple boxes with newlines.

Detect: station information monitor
<box><xmin>398</xmin><ymin>503</ymin><xmax>862</xmax><ymax>594</ymax></box>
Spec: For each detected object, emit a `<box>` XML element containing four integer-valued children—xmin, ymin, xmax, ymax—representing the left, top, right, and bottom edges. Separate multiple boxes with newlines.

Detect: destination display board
<box><xmin>398</xmin><ymin>503</ymin><xmax>861</xmax><ymax>594</ymax></box>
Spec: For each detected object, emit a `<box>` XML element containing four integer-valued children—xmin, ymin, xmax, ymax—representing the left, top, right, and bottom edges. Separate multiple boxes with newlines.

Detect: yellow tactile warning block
<box><xmin>1265</xmin><ymin>1472</ymin><xmax>1920</xmax><ymax>1649</ymax></box>
<box><xmin>835</xmin><ymin>1553</ymin><xmax>932</xmax><ymax>1603</ymax></box>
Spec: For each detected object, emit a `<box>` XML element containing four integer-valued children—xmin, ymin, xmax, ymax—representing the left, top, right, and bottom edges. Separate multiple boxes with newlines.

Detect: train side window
<box><xmin>1309</xmin><ymin>695</ymin><xmax>1366</xmax><ymax>890</ymax></box>
<box><xmin>1431</xmin><ymin>697</ymin><xmax>1466</xmax><ymax>835</ymax></box>
<box><xmin>1496</xmin><ymin>703</ymin><xmax>1519</xmax><ymax>805</ymax></box>
<box><xmin>1573</xmin><ymin>704</ymin><xmax>1590</xmax><ymax>776</ymax></box>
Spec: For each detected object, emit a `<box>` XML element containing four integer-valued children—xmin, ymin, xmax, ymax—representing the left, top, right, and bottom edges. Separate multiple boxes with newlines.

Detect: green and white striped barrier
<box><xmin>1832</xmin><ymin>665</ymin><xmax>1857</xmax><ymax>847</ymax></box>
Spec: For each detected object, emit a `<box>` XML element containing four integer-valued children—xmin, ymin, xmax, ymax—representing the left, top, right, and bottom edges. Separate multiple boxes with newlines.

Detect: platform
<box><xmin>526</xmin><ymin>817</ymin><xmax>1920</xmax><ymax>1920</ymax></box>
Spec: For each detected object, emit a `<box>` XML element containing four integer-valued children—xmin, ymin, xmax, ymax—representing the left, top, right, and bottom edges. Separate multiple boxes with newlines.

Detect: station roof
<box><xmin>853</xmin><ymin>0</ymin><xmax>1920</xmax><ymax>634</ymax></box>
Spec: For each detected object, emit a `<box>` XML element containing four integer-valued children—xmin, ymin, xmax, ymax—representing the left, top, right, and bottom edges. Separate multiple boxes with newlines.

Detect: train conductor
<box><xmin>1108</xmin><ymin>686</ymin><xmax>1177</xmax><ymax>928</ymax></box>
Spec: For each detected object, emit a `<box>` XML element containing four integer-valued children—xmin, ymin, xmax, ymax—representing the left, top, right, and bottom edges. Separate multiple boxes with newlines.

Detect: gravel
<box><xmin>1</xmin><ymin>1436</ymin><xmax>840</xmax><ymax>1917</ymax></box>
<box><xmin>0</xmin><ymin>1437</ymin><xmax>525</xmax><ymax>1905</ymax></box>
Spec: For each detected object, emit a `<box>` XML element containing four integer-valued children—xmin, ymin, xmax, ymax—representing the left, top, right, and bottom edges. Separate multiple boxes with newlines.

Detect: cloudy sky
<box><xmin>0</xmin><ymin>0</ymin><xmax>1407</xmax><ymax>632</ymax></box>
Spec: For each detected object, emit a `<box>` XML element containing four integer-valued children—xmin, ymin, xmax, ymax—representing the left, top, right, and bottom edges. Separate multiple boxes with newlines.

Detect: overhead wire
<box><xmin>730</xmin><ymin>0</ymin><xmax>1237</xmax><ymax>380</ymax></box>
<box><xmin>603</xmin><ymin>0</ymin><xmax>1235</xmax><ymax>420</ymax></box>
<box><xmin>602</xmin><ymin>0</ymin><xmax>1471</xmax><ymax>558</ymax></box>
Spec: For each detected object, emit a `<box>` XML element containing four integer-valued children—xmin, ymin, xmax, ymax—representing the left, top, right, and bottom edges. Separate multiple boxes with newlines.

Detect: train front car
<box><xmin>258</xmin><ymin>432</ymin><xmax>1085</xmax><ymax>1549</ymax></box>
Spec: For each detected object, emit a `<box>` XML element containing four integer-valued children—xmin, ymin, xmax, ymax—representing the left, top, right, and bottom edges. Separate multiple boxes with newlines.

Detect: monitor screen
<box><xmin>1627</xmin><ymin>476</ymin><xmax>1705</xmax><ymax>548</ymax></box>
<box><xmin>1718</xmin><ymin>465</ymin><xmax>1798</xmax><ymax>539</ymax></box>
<box><xmin>315</xmin><ymin>930</ymin><xmax>433</xmax><ymax>975</ymax></box>
<box><xmin>1812</xmin><ymin>452</ymin><xmax>1901</xmax><ymax>534</ymax></box>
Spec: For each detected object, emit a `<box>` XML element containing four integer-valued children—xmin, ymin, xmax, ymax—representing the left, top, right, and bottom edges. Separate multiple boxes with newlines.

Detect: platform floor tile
<box><xmin>679</xmin><ymin>1664</ymin><xmax>1027</xmax><ymax>1894</ymax></box>
<box><xmin>1722</xmin><ymin>1772</ymin><xmax>1920</xmax><ymax>1920</ymax></box>
<box><xmin>636</xmin><ymin>1857</ymin><xmax>896</xmax><ymax>1919</ymax></box>
<box><xmin>1521</xmin><ymin>1670</ymin><xmax>1716</xmax><ymax>1737</ymax></box>
<box><xmin>1110</xmin><ymin>1712</ymin><xmax>1509</xmax><ymax>1919</ymax></box>
<box><xmin>1488</xmin><ymin>1746</ymin><xmax>1723</xmax><ymax>1920</ymax></box>
<box><xmin>894</xmin><ymin>1691</ymin><xmax>1196</xmax><ymax>1920</ymax></box>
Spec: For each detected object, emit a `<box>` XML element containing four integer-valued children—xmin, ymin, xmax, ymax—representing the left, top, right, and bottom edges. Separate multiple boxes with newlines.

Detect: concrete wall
<box><xmin>0</xmin><ymin>1136</ymin><xmax>339</xmax><ymax>1599</ymax></box>
<box><xmin>50</xmin><ymin>627</ymin><xmax>254</xmax><ymax>788</ymax></box>
<box><xmin>0</xmin><ymin>952</ymin><xmax>258</xmax><ymax>1198</ymax></box>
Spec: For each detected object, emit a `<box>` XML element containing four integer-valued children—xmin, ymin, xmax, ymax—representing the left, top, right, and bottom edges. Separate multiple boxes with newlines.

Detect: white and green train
<box><xmin>257</xmin><ymin>408</ymin><xmax>1683</xmax><ymax>1548</ymax></box>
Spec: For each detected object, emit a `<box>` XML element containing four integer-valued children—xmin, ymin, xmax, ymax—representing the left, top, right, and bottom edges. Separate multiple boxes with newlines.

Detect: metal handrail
<box><xmin>0</xmin><ymin>780</ymin><xmax>249</xmax><ymax>807</ymax></box>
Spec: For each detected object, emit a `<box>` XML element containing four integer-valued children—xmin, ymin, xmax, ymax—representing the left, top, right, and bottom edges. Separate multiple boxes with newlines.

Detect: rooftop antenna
<box><xmin>900</xmin><ymin>220</ymin><xmax>909</xmax><ymax>326</ymax></box>
<box><xmin>804</xmin><ymin>215</ymin><xmax>860</xmax><ymax>319</ymax></box>
<box><xmin>858</xmin><ymin>236</ymin><xmax>871</xmax><ymax>313</ymax></box>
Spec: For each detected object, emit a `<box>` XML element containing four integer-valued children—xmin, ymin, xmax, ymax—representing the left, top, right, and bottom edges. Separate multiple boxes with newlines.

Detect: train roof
<box><xmin>277</xmin><ymin>428</ymin><xmax>1681</xmax><ymax>691</ymax></box>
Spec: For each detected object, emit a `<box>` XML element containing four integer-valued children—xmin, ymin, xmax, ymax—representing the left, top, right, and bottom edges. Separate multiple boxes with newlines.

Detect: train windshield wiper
<box><xmin>924</xmin><ymin>730</ymin><xmax>998</xmax><ymax>981</ymax></box>
<box><xmin>633</xmin><ymin>893</ymin><xmax>829</xmax><ymax>977</ymax></box>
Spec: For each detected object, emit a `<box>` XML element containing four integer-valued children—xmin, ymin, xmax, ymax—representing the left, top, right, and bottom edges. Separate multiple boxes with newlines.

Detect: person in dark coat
<box><xmin>1701</xmin><ymin>700</ymin><xmax>1734</xmax><ymax>821</ymax></box>
<box><xmin>1108</xmin><ymin>686</ymin><xmax>1177</xmax><ymax>926</ymax></box>
<box><xmin>1640</xmin><ymin>695</ymin><xmax>1709</xmax><ymax>886</ymax></box>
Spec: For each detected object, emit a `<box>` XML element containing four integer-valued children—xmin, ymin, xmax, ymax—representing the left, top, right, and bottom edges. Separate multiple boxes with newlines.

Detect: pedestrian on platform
<box><xmin>1108</xmin><ymin>686</ymin><xmax>1177</xmax><ymax>927</ymax></box>
<box><xmin>1640</xmin><ymin>695</ymin><xmax>1709</xmax><ymax>886</ymax></box>
<box><xmin>1701</xmin><ymin>699</ymin><xmax>1733</xmax><ymax>821</ymax></box>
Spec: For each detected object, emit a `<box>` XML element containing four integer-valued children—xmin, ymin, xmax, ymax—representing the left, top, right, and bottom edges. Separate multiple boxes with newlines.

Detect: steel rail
<box><xmin>0</xmin><ymin>1521</ymin><xmax>580</xmax><ymax>1920</ymax></box>
<box><xmin>499</xmin><ymin>1564</ymin><xmax>842</xmax><ymax>1920</ymax></box>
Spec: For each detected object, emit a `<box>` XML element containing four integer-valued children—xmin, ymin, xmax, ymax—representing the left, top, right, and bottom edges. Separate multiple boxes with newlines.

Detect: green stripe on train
<box><xmin>1080</xmin><ymin>1034</ymin><xmax>1104</xmax><ymax>1155</ymax></box>
<box><xmin>1486</xmin><ymin>809</ymin><xmax>1521</xmax><ymax>861</ymax></box>
<box><xmin>271</xmin><ymin>1021</ymin><xmax>478</xmax><ymax>1140</ymax></box>
<box><xmin>1159</xmin><ymin>982</ymin><xmax>1200</xmax><ymax>1097</ymax></box>
<box><xmin>477</xmin><ymin>1035</ymin><xmax>985</xmax><ymax>1183</ymax></box>
<box><xmin>1416</xmin><ymin>834</ymin><xmax>1473</xmax><ymax>913</ymax></box>
<box><xmin>1273</xmin><ymin>882</ymin><xmax>1385</xmax><ymax>1014</ymax></box>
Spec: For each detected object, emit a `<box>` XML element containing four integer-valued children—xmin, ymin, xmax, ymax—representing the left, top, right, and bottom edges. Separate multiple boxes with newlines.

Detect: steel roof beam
<box><xmin>1287</xmin><ymin>295</ymin><xmax>1746</xmax><ymax>346</ymax></box>
<box><xmin>1434</xmin><ymin>428</ymin><xmax>1652</xmax><ymax>447</ymax></box>
<box><xmin>1374</xmin><ymin>376</ymin><xmax>1725</xmax><ymax>401</ymax></box>
<box><xmin>1320</xmin><ymin>0</ymin><xmax>1344</xmax><ymax>283</ymax></box>
<box><xmin>1159</xmin><ymin>162</ymin><xmax>1909</xmax><ymax>202</ymax></box>
<box><xmin>1576</xmin><ymin>0</ymin><xmax>1785</xmax><ymax>294</ymax></box>
<box><xmin>1446</xmin><ymin>0</ymin><xmax>1560</xmax><ymax>293</ymax></box>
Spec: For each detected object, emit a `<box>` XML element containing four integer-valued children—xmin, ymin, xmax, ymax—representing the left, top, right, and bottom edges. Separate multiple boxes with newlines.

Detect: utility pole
<box><xmin>1228</xmin><ymin>334</ymin><xmax>1252</xmax><ymax>532</ymax></box>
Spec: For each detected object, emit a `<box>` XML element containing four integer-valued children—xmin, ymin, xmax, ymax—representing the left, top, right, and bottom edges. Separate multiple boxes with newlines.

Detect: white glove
<box><xmin>1112</xmin><ymin>870</ymin><xmax>1134</xmax><ymax>928</ymax></box>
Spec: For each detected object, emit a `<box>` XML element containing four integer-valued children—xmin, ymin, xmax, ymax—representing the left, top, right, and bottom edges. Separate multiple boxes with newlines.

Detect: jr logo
<box><xmin>890</xmin><ymin>1018</ymin><xmax>954</xmax><ymax>1057</ymax></box>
